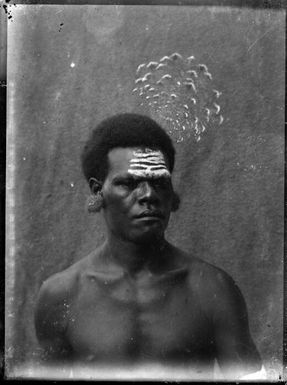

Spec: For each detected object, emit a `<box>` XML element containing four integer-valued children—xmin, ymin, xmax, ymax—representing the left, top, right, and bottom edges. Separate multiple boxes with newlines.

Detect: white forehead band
<box><xmin>128</xmin><ymin>149</ymin><xmax>170</xmax><ymax>178</ymax></box>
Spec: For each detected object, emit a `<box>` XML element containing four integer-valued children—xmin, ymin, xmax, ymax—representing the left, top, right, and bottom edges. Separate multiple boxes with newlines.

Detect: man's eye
<box><xmin>153</xmin><ymin>179</ymin><xmax>170</xmax><ymax>188</ymax></box>
<box><xmin>118</xmin><ymin>180</ymin><xmax>137</xmax><ymax>189</ymax></box>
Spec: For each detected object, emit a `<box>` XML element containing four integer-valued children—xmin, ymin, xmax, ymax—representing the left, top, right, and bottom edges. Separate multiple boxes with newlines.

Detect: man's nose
<box><xmin>137</xmin><ymin>181</ymin><xmax>159</xmax><ymax>204</ymax></box>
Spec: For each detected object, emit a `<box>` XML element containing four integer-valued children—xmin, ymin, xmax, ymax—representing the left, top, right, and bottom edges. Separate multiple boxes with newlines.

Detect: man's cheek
<box><xmin>104</xmin><ymin>190</ymin><xmax>126</xmax><ymax>205</ymax></box>
<box><xmin>108</xmin><ymin>199</ymin><xmax>131</xmax><ymax>217</ymax></box>
<box><xmin>161</xmin><ymin>191</ymin><xmax>173</xmax><ymax>206</ymax></box>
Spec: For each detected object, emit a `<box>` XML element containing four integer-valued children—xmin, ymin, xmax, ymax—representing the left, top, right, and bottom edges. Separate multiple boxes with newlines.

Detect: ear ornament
<box><xmin>87</xmin><ymin>192</ymin><xmax>103</xmax><ymax>213</ymax></box>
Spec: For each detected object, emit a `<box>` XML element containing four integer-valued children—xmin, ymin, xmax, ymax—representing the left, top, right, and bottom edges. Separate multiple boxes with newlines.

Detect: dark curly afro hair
<box><xmin>81</xmin><ymin>113</ymin><xmax>175</xmax><ymax>182</ymax></box>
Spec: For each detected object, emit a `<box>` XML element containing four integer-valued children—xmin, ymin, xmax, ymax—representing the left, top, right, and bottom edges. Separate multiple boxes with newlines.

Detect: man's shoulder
<box><xmin>176</xmin><ymin>249</ymin><xmax>239</xmax><ymax>296</ymax></box>
<box><xmin>180</xmin><ymin>251</ymin><xmax>245</xmax><ymax>315</ymax></box>
<box><xmin>190</xmin><ymin>256</ymin><xmax>234</xmax><ymax>285</ymax></box>
<box><xmin>37</xmin><ymin>249</ymin><xmax>102</xmax><ymax>304</ymax></box>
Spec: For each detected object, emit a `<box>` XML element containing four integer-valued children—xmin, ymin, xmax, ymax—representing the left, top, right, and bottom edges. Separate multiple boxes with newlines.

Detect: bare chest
<box><xmin>65</xmin><ymin>271</ymin><xmax>214</xmax><ymax>363</ymax></box>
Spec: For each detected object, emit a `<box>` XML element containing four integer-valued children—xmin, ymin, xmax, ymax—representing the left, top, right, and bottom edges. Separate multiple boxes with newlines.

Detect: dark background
<box><xmin>5</xmin><ymin>4</ymin><xmax>284</xmax><ymax>379</ymax></box>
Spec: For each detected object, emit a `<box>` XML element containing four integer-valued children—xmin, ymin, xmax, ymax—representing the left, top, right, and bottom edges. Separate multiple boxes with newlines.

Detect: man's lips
<box><xmin>135</xmin><ymin>210</ymin><xmax>164</xmax><ymax>219</ymax></box>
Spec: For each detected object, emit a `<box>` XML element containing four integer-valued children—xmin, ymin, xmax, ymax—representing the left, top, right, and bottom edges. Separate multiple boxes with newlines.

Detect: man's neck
<box><xmin>103</xmin><ymin>234</ymin><xmax>169</xmax><ymax>276</ymax></box>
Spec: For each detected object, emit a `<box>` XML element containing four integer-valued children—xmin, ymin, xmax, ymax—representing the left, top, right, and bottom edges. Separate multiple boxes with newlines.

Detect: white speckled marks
<box><xmin>128</xmin><ymin>148</ymin><xmax>170</xmax><ymax>178</ymax></box>
<box><xmin>133</xmin><ymin>52</ymin><xmax>224</xmax><ymax>143</ymax></box>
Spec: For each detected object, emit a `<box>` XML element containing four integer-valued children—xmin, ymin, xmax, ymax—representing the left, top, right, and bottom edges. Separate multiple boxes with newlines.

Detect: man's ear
<box><xmin>87</xmin><ymin>178</ymin><xmax>104</xmax><ymax>213</ymax></box>
<box><xmin>171</xmin><ymin>191</ymin><xmax>180</xmax><ymax>212</ymax></box>
<box><xmin>89</xmin><ymin>177</ymin><xmax>102</xmax><ymax>195</ymax></box>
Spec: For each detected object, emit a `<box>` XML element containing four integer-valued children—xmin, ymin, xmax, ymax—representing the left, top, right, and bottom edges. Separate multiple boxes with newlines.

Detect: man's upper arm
<box><xmin>210</xmin><ymin>271</ymin><xmax>262</xmax><ymax>379</ymax></box>
<box><xmin>34</xmin><ymin>275</ymin><xmax>72</xmax><ymax>360</ymax></box>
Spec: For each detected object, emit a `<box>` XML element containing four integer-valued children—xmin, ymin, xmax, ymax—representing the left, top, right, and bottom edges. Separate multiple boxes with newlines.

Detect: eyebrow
<box><xmin>112</xmin><ymin>174</ymin><xmax>171</xmax><ymax>182</ymax></box>
<box><xmin>112</xmin><ymin>174</ymin><xmax>138</xmax><ymax>182</ymax></box>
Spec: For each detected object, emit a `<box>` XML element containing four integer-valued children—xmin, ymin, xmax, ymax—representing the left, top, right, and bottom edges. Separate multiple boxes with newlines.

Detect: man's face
<box><xmin>101</xmin><ymin>147</ymin><xmax>174</xmax><ymax>243</ymax></box>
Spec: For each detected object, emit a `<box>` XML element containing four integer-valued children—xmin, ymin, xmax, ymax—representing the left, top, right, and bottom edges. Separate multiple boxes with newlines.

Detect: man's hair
<box><xmin>81</xmin><ymin>113</ymin><xmax>175</xmax><ymax>182</ymax></box>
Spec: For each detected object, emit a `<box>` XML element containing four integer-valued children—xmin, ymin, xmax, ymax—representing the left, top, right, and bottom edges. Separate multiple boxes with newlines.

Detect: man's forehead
<box><xmin>107</xmin><ymin>147</ymin><xmax>170</xmax><ymax>176</ymax></box>
<box><xmin>108</xmin><ymin>147</ymin><xmax>167</xmax><ymax>165</ymax></box>
<box><xmin>108</xmin><ymin>147</ymin><xmax>141</xmax><ymax>163</ymax></box>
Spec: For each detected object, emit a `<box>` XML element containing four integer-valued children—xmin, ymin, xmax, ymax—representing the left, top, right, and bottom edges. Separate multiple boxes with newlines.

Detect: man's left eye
<box><xmin>153</xmin><ymin>179</ymin><xmax>170</xmax><ymax>188</ymax></box>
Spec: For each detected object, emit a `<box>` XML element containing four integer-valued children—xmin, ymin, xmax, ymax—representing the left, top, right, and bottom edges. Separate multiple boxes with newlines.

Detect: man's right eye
<box><xmin>116</xmin><ymin>179</ymin><xmax>137</xmax><ymax>189</ymax></box>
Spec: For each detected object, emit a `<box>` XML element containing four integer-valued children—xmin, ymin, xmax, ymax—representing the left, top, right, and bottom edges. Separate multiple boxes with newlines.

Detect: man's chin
<box><xmin>130</xmin><ymin>228</ymin><xmax>164</xmax><ymax>244</ymax></box>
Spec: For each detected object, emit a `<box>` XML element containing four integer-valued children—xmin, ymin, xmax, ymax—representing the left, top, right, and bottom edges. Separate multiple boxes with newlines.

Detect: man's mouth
<box><xmin>136</xmin><ymin>210</ymin><xmax>164</xmax><ymax>219</ymax></box>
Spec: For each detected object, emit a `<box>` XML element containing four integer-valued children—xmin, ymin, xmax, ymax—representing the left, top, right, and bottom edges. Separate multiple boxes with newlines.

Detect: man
<box><xmin>34</xmin><ymin>113</ymin><xmax>264</xmax><ymax>380</ymax></box>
